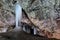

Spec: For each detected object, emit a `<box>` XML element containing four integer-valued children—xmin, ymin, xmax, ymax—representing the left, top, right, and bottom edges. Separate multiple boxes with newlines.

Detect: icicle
<box><xmin>2</xmin><ymin>28</ymin><xmax>7</xmax><ymax>32</ymax></box>
<box><xmin>23</xmin><ymin>26</ymin><xmax>26</xmax><ymax>32</ymax></box>
<box><xmin>13</xmin><ymin>1</ymin><xmax>22</xmax><ymax>31</ymax></box>
<box><xmin>26</xmin><ymin>27</ymin><xmax>30</xmax><ymax>33</ymax></box>
<box><xmin>33</xmin><ymin>27</ymin><xmax>37</xmax><ymax>35</ymax></box>
<box><xmin>23</xmin><ymin>26</ymin><xmax>30</xmax><ymax>33</ymax></box>
<box><xmin>15</xmin><ymin>1</ymin><xmax>22</xmax><ymax>28</ymax></box>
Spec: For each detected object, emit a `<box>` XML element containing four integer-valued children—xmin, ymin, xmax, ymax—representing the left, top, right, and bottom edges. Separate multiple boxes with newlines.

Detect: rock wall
<box><xmin>19</xmin><ymin>0</ymin><xmax>60</xmax><ymax>39</ymax></box>
<box><xmin>0</xmin><ymin>0</ymin><xmax>15</xmax><ymax>32</ymax></box>
<box><xmin>0</xmin><ymin>0</ymin><xmax>60</xmax><ymax>39</ymax></box>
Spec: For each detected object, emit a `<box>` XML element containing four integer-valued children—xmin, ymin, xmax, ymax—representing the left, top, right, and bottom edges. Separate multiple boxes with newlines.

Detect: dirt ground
<box><xmin>0</xmin><ymin>31</ymin><xmax>59</xmax><ymax>40</ymax></box>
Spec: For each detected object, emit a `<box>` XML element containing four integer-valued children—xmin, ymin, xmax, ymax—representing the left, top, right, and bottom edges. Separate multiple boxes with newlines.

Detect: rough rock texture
<box><xmin>19</xmin><ymin>0</ymin><xmax>60</xmax><ymax>39</ymax></box>
<box><xmin>0</xmin><ymin>8</ymin><xmax>15</xmax><ymax>33</ymax></box>
<box><xmin>0</xmin><ymin>0</ymin><xmax>15</xmax><ymax>32</ymax></box>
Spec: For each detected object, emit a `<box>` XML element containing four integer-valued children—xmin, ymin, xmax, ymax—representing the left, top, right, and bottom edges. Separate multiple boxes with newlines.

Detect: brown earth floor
<box><xmin>0</xmin><ymin>31</ymin><xmax>59</xmax><ymax>40</ymax></box>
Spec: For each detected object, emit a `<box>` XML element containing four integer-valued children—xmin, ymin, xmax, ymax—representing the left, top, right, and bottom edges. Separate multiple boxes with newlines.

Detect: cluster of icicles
<box><xmin>1</xmin><ymin>1</ymin><xmax>37</xmax><ymax>35</ymax></box>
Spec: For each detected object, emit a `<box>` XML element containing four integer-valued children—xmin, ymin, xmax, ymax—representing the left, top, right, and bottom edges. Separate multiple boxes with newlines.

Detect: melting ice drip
<box><xmin>14</xmin><ymin>1</ymin><xmax>22</xmax><ymax>31</ymax></box>
<box><xmin>33</xmin><ymin>27</ymin><xmax>37</xmax><ymax>35</ymax></box>
<box><xmin>2</xmin><ymin>28</ymin><xmax>7</xmax><ymax>32</ymax></box>
<box><xmin>23</xmin><ymin>26</ymin><xmax>37</xmax><ymax>35</ymax></box>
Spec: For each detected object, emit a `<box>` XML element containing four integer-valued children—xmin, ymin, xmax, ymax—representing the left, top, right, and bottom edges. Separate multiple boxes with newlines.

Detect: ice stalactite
<box><xmin>13</xmin><ymin>1</ymin><xmax>22</xmax><ymax>31</ymax></box>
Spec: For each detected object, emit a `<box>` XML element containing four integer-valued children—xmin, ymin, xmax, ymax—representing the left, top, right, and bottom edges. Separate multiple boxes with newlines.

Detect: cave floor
<box><xmin>0</xmin><ymin>31</ymin><xmax>58</xmax><ymax>40</ymax></box>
